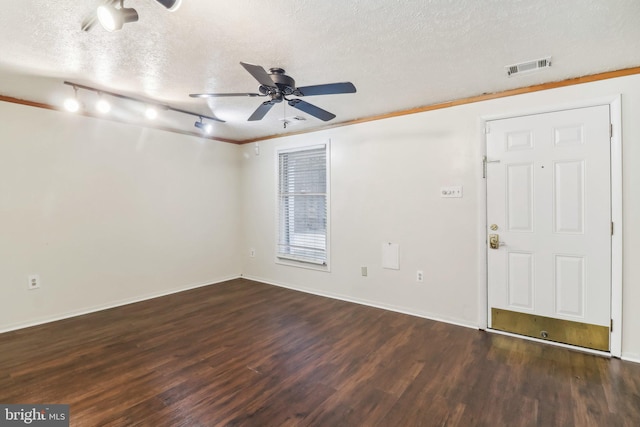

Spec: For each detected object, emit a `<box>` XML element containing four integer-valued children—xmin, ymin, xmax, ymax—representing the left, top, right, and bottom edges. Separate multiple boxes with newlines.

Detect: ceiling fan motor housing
<box><xmin>269</xmin><ymin>68</ymin><xmax>296</xmax><ymax>95</ymax></box>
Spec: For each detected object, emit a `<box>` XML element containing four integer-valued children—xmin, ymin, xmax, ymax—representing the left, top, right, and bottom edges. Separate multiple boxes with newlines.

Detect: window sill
<box><xmin>276</xmin><ymin>256</ymin><xmax>330</xmax><ymax>272</ymax></box>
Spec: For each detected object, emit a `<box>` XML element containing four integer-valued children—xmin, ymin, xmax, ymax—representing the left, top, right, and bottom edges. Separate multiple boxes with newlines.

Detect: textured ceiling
<box><xmin>1</xmin><ymin>0</ymin><xmax>640</xmax><ymax>142</ymax></box>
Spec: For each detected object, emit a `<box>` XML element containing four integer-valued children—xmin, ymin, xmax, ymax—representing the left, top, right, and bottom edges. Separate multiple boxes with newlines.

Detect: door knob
<box><xmin>489</xmin><ymin>234</ymin><xmax>504</xmax><ymax>249</ymax></box>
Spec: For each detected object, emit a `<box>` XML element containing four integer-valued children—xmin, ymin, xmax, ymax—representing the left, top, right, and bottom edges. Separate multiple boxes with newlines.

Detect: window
<box><xmin>277</xmin><ymin>143</ymin><xmax>329</xmax><ymax>266</ymax></box>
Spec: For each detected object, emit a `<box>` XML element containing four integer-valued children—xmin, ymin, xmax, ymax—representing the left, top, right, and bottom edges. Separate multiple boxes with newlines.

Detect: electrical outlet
<box><xmin>416</xmin><ymin>270</ymin><xmax>424</xmax><ymax>282</ymax></box>
<box><xmin>28</xmin><ymin>274</ymin><xmax>40</xmax><ymax>290</ymax></box>
<box><xmin>361</xmin><ymin>266</ymin><xmax>368</xmax><ymax>277</ymax></box>
<box><xmin>250</xmin><ymin>248</ymin><xmax>256</xmax><ymax>258</ymax></box>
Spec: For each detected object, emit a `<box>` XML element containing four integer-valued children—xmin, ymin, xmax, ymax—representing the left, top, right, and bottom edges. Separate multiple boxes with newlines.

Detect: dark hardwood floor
<box><xmin>1</xmin><ymin>278</ymin><xmax>639</xmax><ymax>426</ymax></box>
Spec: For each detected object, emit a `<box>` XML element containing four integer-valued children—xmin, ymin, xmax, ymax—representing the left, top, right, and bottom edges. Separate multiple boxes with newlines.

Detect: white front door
<box><xmin>486</xmin><ymin>105</ymin><xmax>612</xmax><ymax>351</ymax></box>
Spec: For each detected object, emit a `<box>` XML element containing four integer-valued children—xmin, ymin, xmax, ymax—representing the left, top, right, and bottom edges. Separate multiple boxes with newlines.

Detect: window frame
<box><xmin>275</xmin><ymin>140</ymin><xmax>330</xmax><ymax>271</ymax></box>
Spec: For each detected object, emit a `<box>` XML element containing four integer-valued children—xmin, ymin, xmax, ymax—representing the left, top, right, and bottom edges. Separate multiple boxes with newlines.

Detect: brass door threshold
<box><xmin>491</xmin><ymin>308</ymin><xmax>609</xmax><ymax>352</ymax></box>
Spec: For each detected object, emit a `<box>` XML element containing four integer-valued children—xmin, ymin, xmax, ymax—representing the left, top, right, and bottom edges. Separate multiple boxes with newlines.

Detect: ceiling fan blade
<box><xmin>287</xmin><ymin>99</ymin><xmax>336</xmax><ymax>121</ymax></box>
<box><xmin>248</xmin><ymin>101</ymin><xmax>275</xmax><ymax>121</ymax></box>
<box><xmin>189</xmin><ymin>92</ymin><xmax>261</xmax><ymax>98</ymax></box>
<box><xmin>240</xmin><ymin>62</ymin><xmax>276</xmax><ymax>88</ymax></box>
<box><xmin>296</xmin><ymin>82</ymin><xmax>356</xmax><ymax>97</ymax></box>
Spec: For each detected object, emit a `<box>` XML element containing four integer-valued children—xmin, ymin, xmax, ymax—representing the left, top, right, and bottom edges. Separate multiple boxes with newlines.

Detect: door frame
<box><xmin>477</xmin><ymin>95</ymin><xmax>622</xmax><ymax>357</ymax></box>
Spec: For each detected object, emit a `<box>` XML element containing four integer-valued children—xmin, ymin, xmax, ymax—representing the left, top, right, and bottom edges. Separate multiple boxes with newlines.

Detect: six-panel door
<box><xmin>486</xmin><ymin>105</ymin><xmax>611</xmax><ymax>350</ymax></box>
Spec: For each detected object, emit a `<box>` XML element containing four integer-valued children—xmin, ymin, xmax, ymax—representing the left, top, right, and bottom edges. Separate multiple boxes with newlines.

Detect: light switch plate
<box><xmin>440</xmin><ymin>186</ymin><xmax>463</xmax><ymax>198</ymax></box>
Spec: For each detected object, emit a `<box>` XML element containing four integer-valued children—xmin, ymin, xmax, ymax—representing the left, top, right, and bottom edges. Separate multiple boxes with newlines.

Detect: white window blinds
<box><xmin>277</xmin><ymin>145</ymin><xmax>328</xmax><ymax>265</ymax></box>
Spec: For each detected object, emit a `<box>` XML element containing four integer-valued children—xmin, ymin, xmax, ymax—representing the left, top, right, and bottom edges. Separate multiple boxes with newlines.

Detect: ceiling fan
<box><xmin>189</xmin><ymin>62</ymin><xmax>357</xmax><ymax>122</ymax></box>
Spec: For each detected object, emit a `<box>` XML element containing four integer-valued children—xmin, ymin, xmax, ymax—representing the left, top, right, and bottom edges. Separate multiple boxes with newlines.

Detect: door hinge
<box><xmin>611</xmin><ymin>319</ymin><xmax>613</xmax><ymax>332</ymax></box>
<box><xmin>611</xmin><ymin>221</ymin><xmax>614</xmax><ymax>235</ymax></box>
<box><xmin>610</xmin><ymin>123</ymin><xmax>613</xmax><ymax>138</ymax></box>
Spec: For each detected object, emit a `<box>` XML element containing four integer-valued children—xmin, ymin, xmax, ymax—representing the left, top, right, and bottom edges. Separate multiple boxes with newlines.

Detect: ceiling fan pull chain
<box><xmin>283</xmin><ymin>102</ymin><xmax>287</xmax><ymax>128</ymax></box>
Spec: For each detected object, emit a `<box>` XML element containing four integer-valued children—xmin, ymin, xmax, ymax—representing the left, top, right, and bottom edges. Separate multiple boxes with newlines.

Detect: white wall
<box><xmin>3</xmin><ymin>73</ymin><xmax>639</xmax><ymax>362</ymax></box>
<box><xmin>0</xmin><ymin>103</ymin><xmax>241</xmax><ymax>331</ymax></box>
<box><xmin>240</xmin><ymin>73</ymin><xmax>640</xmax><ymax>362</ymax></box>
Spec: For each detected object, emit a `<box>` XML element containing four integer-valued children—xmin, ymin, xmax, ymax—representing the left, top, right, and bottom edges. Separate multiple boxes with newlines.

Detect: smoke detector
<box><xmin>506</xmin><ymin>57</ymin><xmax>552</xmax><ymax>77</ymax></box>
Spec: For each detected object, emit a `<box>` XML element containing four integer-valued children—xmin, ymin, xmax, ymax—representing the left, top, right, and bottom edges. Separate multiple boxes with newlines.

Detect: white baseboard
<box><xmin>0</xmin><ymin>274</ymin><xmax>242</xmax><ymax>334</ymax></box>
<box><xmin>621</xmin><ymin>354</ymin><xmax>640</xmax><ymax>364</ymax></box>
<box><xmin>242</xmin><ymin>274</ymin><xmax>478</xmax><ymax>330</ymax></box>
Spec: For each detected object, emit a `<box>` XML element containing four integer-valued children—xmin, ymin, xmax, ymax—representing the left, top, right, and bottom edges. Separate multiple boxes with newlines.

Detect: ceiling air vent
<box><xmin>506</xmin><ymin>57</ymin><xmax>552</xmax><ymax>77</ymax></box>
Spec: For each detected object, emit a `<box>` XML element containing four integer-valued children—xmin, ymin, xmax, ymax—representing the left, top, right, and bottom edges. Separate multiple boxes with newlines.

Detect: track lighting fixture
<box><xmin>63</xmin><ymin>86</ymin><xmax>80</xmax><ymax>113</ymax></box>
<box><xmin>153</xmin><ymin>0</ymin><xmax>182</xmax><ymax>11</ymax></box>
<box><xmin>97</xmin><ymin>0</ymin><xmax>139</xmax><ymax>32</ymax></box>
<box><xmin>194</xmin><ymin>117</ymin><xmax>213</xmax><ymax>134</ymax></box>
<box><xmin>62</xmin><ymin>81</ymin><xmax>225</xmax><ymax>135</ymax></box>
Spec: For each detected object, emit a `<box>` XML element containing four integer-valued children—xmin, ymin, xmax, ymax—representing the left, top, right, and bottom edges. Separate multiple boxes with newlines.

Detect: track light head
<box><xmin>96</xmin><ymin>97</ymin><xmax>111</xmax><ymax>114</ymax></box>
<box><xmin>145</xmin><ymin>107</ymin><xmax>158</xmax><ymax>120</ymax></box>
<box><xmin>97</xmin><ymin>1</ymin><xmax>139</xmax><ymax>32</ymax></box>
<box><xmin>195</xmin><ymin>117</ymin><xmax>212</xmax><ymax>134</ymax></box>
<box><xmin>64</xmin><ymin>86</ymin><xmax>80</xmax><ymax>112</ymax></box>
<box><xmin>64</xmin><ymin>98</ymin><xmax>80</xmax><ymax>113</ymax></box>
<box><xmin>153</xmin><ymin>0</ymin><xmax>182</xmax><ymax>11</ymax></box>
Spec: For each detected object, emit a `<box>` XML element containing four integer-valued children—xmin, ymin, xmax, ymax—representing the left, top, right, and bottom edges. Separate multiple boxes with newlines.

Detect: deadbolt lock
<box><xmin>490</xmin><ymin>224</ymin><xmax>498</xmax><ymax>231</ymax></box>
